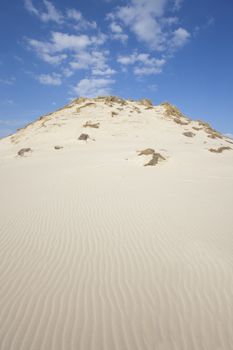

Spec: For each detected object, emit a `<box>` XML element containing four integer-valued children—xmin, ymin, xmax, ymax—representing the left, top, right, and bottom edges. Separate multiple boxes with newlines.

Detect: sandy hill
<box><xmin>0</xmin><ymin>97</ymin><xmax>233</xmax><ymax>350</ymax></box>
<box><xmin>1</xmin><ymin>96</ymin><xmax>232</xmax><ymax>164</ymax></box>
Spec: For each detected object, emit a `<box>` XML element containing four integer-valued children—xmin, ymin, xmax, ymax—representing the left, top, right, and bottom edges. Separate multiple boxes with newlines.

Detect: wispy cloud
<box><xmin>66</xmin><ymin>9</ymin><xmax>97</xmax><ymax>30</ymax></box>
<box><xmin>171</xmin><ymin>27</ymin><xmax>190</xmax><ymax>49</ymax></box>
<box><xmin>23</xmin><ymin>0</ymin><xmax>191</xmax><ymax>95</ymax></box>
<box><xmin>36</xmin><ymin>73</ymin><xmax>62</xmax><ymax>85</ymax></box>
<box><xmin>24</xmin><ymin>0</ymin><xmax>63</xmax><ymax>23</ymax></box>
<box><xmin>118</xmin><ymin>52</ymin><xmax>166</xmax><ymax>75</ymax></box>
<box><xmin>173</xmin><ymin>0</ymin><xmax>183</xmax><ymax>11</ymax></box>
<box><xmin>70</xmin><ymin>50</ymin><xmax>116</xmax><ymax>76</ymax></box>
<box><xmin>73</xmin><ymin>78</ymin><xmax>115</xmax><ymax>97</ymax></box>
<box><xmin>107</xmin><ymin>0</ymin><xmax>190</xmax><ymax>52</ymax></box>
<box><xmin>0</xmin><ymin>77</ymin><xmax>16</xmax><ymax>85</ymax></box>
<box><xmin>109</xmin><ymin>22</ymin><xmax>128</xmax><ymax>43</ymax></box>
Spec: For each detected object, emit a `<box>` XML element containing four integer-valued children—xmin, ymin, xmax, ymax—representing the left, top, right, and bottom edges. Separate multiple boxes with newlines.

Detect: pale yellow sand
<box><xmin>0</xmin><ymin>98</ymin><xmax>233</xmax><ymax>350</ymax></box>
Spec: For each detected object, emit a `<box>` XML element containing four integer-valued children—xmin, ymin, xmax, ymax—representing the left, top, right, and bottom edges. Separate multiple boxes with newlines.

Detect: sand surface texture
<box><xmin>0</xmin><ymin>97</ymin><xmax>233</xmax><ymax>350</ymax></box>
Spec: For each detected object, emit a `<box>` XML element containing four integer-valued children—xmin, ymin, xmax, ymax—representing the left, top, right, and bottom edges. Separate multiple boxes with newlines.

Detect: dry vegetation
<box><xmin>139</xmin><ymin>99</ymin><xmax>153</xmax><ymax>107</ymax></box>
<box><xmin>192</xmin><ymin>126</ymin><xmax>203</xmax><ymax>131</ymax></box>
<box><xmin>78</xmin><ymin>133</ymin><xmax>89</xmax><ymax>141</ymax></box>
<box><xmin>83</xmin><ymin>121</ymin><xmax>100</xmax><ymax>129</ymax></box>
<box><xmin>138</xmin><ymin>148</ymin><xmax>155</xmax><ymax>156</ymax></box>
<box><xmin>17</xmin><ymin>148</ymin><xmax>32</xmax><ymax>156</ymax></box>
<box><xmin>145</xmin><ymin>153</ymin><xmax>165</xmax><ymax>166</ymax></box>
<box><xmin>209</xmin><ymin>146</ymin><xmax>231</xmax><ymax>153</ymax></box>
<box><xmin>95</xmin><ymin>96</ymin><xmax>128</xmax><ymax>106</ymax></box>
<box><xmin>72</xmin><ymin>97</ymin><xmax>88</xmax><ymax>105</ymax></box>
<box><xmin>197</xmin><ymin>120</ymin><xmax>223</xmax><ymax>139</ymax></box>
<box><xmin>174</xmin><ymin>118</ymin><xmax>189</xmax><ymax>126</ymax></box>
<box><xmin>161</xmin><ymin>102</ymin><xmax>190</xmax><ymax>127</ymax></box>
<box><xmin>183</xmin><ymin>131</ymin><xmax>196</xmax><ymax>138</ymax></box>
<box><xmin>76</xmin><ymin>102</ymin><xmax>96</xmax><ymax>113</ymax></box>
<box><xmin>138</xmin><ymin>148</ymin><xmax>165</xmax><ymax>166</ymax></box>
<box><xmin>161</xmin><ymin>102</ymin><xmax>186</xmax><ymax>119</ymax></box>
<box><xmin>111</xmin><ymin>111</ymin><xmax>119</xmax><ymax>117</ymax></box>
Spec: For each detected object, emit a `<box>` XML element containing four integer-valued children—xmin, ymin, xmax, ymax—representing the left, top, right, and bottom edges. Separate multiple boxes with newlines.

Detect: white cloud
<box><xmin>36</xmin><ymin>73</ymin><xmax>62</xmax><ymax>85</ymax></box>
<box><xmin>117</xmin><ymin>52</ymin><xmax>166</xmax><ymax>75</ymax></box>
<box><xmin>109</xmin><ymin>22</ymin><xmax>128</xmax><ymax>42</ymax></box>
<box><xmin>62</xmin><ymin>68</ymin><xmax>74</xmax><ymax>77</ymax></box>
<box><xmin>26</xmin><ymin>38</ymin><xmax>67</xmax><ymax>64</ymax></box>
<box><xmin>24</xmin><ymin>0</ymin><xmax>63</xmax><ymax>23</ymax></box>
<box><xmin>23</xmin><ymin>0</ymin><xmax>190</xmax><ymax>92</ymax></box>
<box><xmin>108</xmin><ymin>0</ymin><xmax>189</xmax><ymax>51</ymax></box>
<box><xmin>51</xmin><ymin>32</ymin><xmax>93</xmax><ymax>51</ymax></box>
<box><xmin>67</xmin><ymin>9</ymin><xmax>97</xmax><ymax>30</ymax></box>
<box><xmin>112</xmin><ymin>33</ymin><xmax>128</xmax><ymax>43</ymax></box>
<box><xmin>27</xmin><ymin>31</ymin><xmax>106</xmax><ymax>65</ymax></box>
<box><xmin>110</xmin><ymin>22</ymin><xmax>123</xmax><ymax>34</ymax></box>
<box><xmin>92</xmin><ymin>68</ymin><xmax>116</xmax><ymax>76</ymax></box>
<box><xmin>70</xmin><ymin>50</ymin><xmax>115</xmax><ymax>76</ymax></box>
<box><xmin>109</xmin><ymin>0</ymin><xmax>168</xmax><ymax>50</ymax></box>
<box><xmin>171</xmin><ymin>27</ymin><xmax>190</xmax><ymax>49</ymax></box>
<box><xmin>73</xmin><ymin>78</ymin><xmax>115</xmax><ymax>97</ymax></box>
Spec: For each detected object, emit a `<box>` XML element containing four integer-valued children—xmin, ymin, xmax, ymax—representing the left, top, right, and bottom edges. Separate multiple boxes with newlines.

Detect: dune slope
<box><xmin>0</xmin><ymin>97</ymin><xmax>233</xmax><ymax>350</ymax></box>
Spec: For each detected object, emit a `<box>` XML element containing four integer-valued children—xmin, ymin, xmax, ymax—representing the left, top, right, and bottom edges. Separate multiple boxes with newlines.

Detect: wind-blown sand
<box><xmin>0</xmin><ymin>97</ymin><xmax>233</xmax><ymax>350</ymax></box>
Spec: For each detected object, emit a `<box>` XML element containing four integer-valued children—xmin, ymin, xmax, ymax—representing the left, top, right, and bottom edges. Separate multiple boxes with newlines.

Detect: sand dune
<box><xmin>0</xmin><ymin>98</ymin><xmax>233</xmax><ymax>349</ymax></box>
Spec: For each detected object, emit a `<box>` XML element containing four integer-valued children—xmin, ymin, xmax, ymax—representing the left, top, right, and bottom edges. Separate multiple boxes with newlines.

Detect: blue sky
<box><xmin>0</xmin><ymin>0</ymin><xmax>233</xmax><ymax>137</ymax></box>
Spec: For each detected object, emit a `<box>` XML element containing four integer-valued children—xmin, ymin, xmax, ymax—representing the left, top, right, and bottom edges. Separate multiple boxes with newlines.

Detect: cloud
<box><xmin>26</xmin><ymin>31</ymin><xmax>106</xmax><ymax>65</ymax></box>
<box><xmin>70</xmin><ymin>50</ymin><xmax>116</xmax><ymax>76</ymax></box>
<box><xmin>36</xmin><ymin>73</ymin><xmax>62</xmax><ymax>85</ymax></box>
<box><xmin>73</xmin><ymin>78</ymin><xmax>115</xmax><ymax>97</ymax></box>
<box><xmin>0</xmin><ymin>77</ymin><xmax>16</xmax><ymax>85</ymax></box>
<box><xmin>67</xmin><ymin>9</ymin><xmax>97</xmax><ymax>30</ymax></box>
<box><xmin>205</xmin><ymin>16</ymin><xmax>215</xmax><ymax>28</ymax></box>
<box><xmin>23</xmin><ymin>0</ymin><xmax>190</xmax><ymax>94</ymax></box>
<box><xmin>109</xmin><ymin>22</ymin><xmax>128</xmax><ymax>42</ymax></box>
<box><xmin>171</xmin><ymin>27</ymin><xmax>190</xmax><ymax>49</ymax></box>
<box><xmin>117</xmin><ymin>52</ymin><xmax>166</xmax><ymax>75</ymax></box>
<box><xmin>173</xmin><ymin>0</ymin><xmax>183</xmax><ymax>11</ymax></box>
<box><xmin>24</xmin><ymin>0</ymin><xmax>63</xmax><ymax>23</ymax></box>
<box><xmin>108</xmin><ymin>0</ymin><xmax>168</xmax><ymax>50</ymax></box>
<box><xmin>50</xmin><ymin>32</ymin><xmax>93</xmax><ymax>51</ymax></box>
<box><xmin>107</xmin><ymin>0</ymin><xmax>189</xmax><ymax>52</ymax></box>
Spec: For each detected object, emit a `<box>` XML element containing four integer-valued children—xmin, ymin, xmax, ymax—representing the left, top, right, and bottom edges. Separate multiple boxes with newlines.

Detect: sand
<box><xmin>0</xmin><ymin>98</ymin><xmax>233</xmax><ymax>350</ymax></box>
